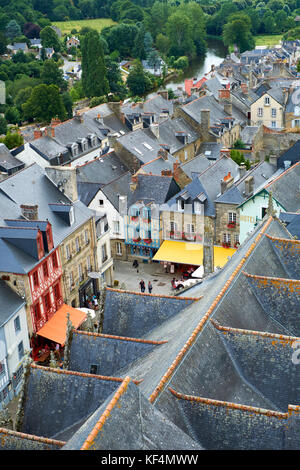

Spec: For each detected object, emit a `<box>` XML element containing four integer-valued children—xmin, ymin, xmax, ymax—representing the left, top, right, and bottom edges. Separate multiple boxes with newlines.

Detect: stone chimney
<box><xmin>220</xmin><ymin>171</ymin><xmax>234</xmax><ymax>194</ymax></box>
<box><xmin>218</xmin><ymin>89</ymin><xmax>230</xmax><ymax>101</ymax></box>
<box><xmin>244</xmin><ymin>175</ymin><xmax>254</xmax><ymax>197</ymax></box>
<box><xmin>200</xmin><ymin>109</ymin><xmax>210</xmax><ymax>137</ymax></box>
<box><xmin>45</xmin><ymin>126</ymin><xmax>55</xmax><ymax>138</ymax></box>
<box><xmin>157</xmin><ymin>90</ymin><xmax>169</xmax><ymax>101</ymax></box>
<box><xmin>51</xmin><ymin>117</ymin><xmax>61</xmax><ymax>127</ymax></box>
<box><xmin>107</xmin><ymin>101</ymin><xmax>124</xmax><ymax>120</ymax></box>
<box><xmin>157</xmin><ymin>147</ymin><xmax>168</xmax><ymax>161</ymax></box>
<box><xmin>173</xmin><ymin>161</ymin><xmax>180</xmax><ymax>181</ymax></box>
<box><xmin>239</xmin><ymin>163</ymin><xmax>247</xmax><ymax>178</ymax></box>
<box><xmin>219</xmin><ymin>89</ymin><xmax>232</xmax><ymax>115</ymax></box>
<box><xmin>34</xmin><ymin>129</ymin><xmax>43</xmax><ymax>140</ymax></box>
<box><xmin>74</xmin><ymin>111</ymin><xmax>84</xmax><ymax>123</ymax></box>
<box><xmin>161</xmin><ymin>169</ymin><xmax>172</xmax><ymax>177</ymax></box>
<box><xmin>130</xmin><ymin>174</ymin><xmax>138</xmax><ymax>192</ymax></box>
<box><xmin>45</xmin><ymin>166</ymin><xmax>78</xmax><ymax>202</ymax></box>
<box><xmin>269</xmin><ymin>154</ymin><xmax>278</xmax><ymax>166</ymax></box>
<box><xmin>241</xmin><ymin>83</ymin><xmax>248</xmax><ymax>96</ymax></box>
<box><xmin>150</xmin><ymin>122</ymin><xmax>159</xmax><ymax>139</ymax></box>
<box><xmin>20</xmin><ymin>204</ymin><xmax>39</xmax><ymax>220</ymax></box>
<box><xmin>203</xmin><ymin>222</ymin><xmax>214</xmax><ymax>275</ymax></box>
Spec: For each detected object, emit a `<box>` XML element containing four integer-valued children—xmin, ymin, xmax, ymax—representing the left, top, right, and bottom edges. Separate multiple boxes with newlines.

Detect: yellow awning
<box><xmin>152</xmin><ymin>240</ymin><xmax>236</xmax><ymax>268</ymax></box>
<box><xmin>37</xmin><ymin>304</ymin><xmax>87</xmax><ymax>346</ymax></box>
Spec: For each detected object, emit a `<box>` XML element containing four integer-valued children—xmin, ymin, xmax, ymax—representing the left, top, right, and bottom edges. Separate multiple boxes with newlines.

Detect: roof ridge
<box><xmin>74</xmin><ymin>329</ymin><xmax>168</xmax><ymax>345</ymax></box>
<box><xmin>30</xmin><ymin>363</ymin><xmax>138</xmax><ymax>383</ymax></box>
<box><xmin>168</xmin><ymin>388</ymin><xmax>288</xmax><ymax>419</ymax></box>
<box><xmin>0</xmin><ymin>427</ymin><xmax>66</xmax><ymax>446</ymax></box>
<box><xmin>265</xmin><ymin>234</ymin><xmax>300</xmax><ymax>245</ymax></box>
<box><xmin>149</xmin><ymin>216</ymin><xmax>274</xmax><ymax>404</ymax></box>
<box><xmin>242</xmin><ymin>271</ymin><xmax>300</xmax><ymax>284</ymax></box>
<box><xmin>106</xmin><ymin>287</ymin><xmax>201</xmax><ymax>301</ymax></box>
<box><xmin>210</xmin><ymin>318</ymin><xmax>299</xmax><ymax>343</ymax></box>
<box><xmin>76</xmin><ymin>150</ymin><xmax>115</xmax><ymax>169</ymax></box>
<box><xmin>80</xmin><ymin>376</ymin><xmax>131</xmax><ymax>450</ymax></box>
<box><xmin>265</xmin><ymin>160</ymin><xmax>300</xmax><ymax>189</ymax></box>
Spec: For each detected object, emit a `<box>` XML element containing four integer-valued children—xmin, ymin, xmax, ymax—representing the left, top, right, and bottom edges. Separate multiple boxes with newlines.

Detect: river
<box><xmin>146</xmin><ymin>38</ymin><xmax>228</xmax><ymax>98</ymax></box>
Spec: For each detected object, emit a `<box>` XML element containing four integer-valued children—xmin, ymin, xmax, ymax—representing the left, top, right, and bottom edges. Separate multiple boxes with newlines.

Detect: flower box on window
<box><xmin>131</xmin><ymin>215</ymin><xmax>139</xmax><ymax>222</ymax></box>
<box><xmin>133</xmin><ymin>237</ymin><xmax>141</xmax><ymax>243</ymax></box>
<box><xmin>222</xmin><ymin>242</ymin><xmax>230</xmax><ymax>248</ymax></box>
<box><xmin>227</xmin><ymin>222</ymin><xmax>236</xmax><ymax>229</ymax></box>
<box><xmin>143</xmin><ymin>238</ymin><xmax>152</xmax><ymax>244</ymax></box>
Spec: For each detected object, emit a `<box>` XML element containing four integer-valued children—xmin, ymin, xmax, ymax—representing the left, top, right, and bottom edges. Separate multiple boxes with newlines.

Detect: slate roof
<box><xmin>0</xmin><ymin>164</ymin><xmax>93</xmax><ymax>273</ymax></box>
<box><xmin>137</xmin><ymin>154</ymin><xmax>176</xmax><ymax>176</ymax></box>
<box><xmin>99</xmin><ymin>172</ymin><xmax>132</xmax><ymax>211</ymax></box>
<box><xmin>68</xmin><ymin>330</ymin><xmax>166</xmax><ymax>378</ymax></box>
<box><xmin>276</xmin><ymin>140</ymin><xmax>300</xmax><ymax>169</ymax></box>
<box><xmin>117</xmin><ymin>128</ymin><xmax>173</xmax><ymax>164</ymax></box>
<box><xmin>77</xmin><ymin>182</ymin><xmax>102</xmax><ymax>207</ymax></box>
<box><xmin>196</xmin><ymin>155</ymin><xmax>240</xmax><ymax>201</ymax></box>
<box><xmin>63</xmin><ymin>378</ymin><xmax>202</xmax><ymax>450</ymax></box>
<box><xmin>122</xmin><ymin>95</ymin><xmax>173</xmax><ymax>123</ymax></box>
<box><xmin>0</xmin><ymin>144</ymin><xmax>25</xmax><ymax>174</ymax></box>
<box><xmin>0</xmin><ymin>280</ymin><xmax>25</xmax><ymax>327</ymax></box>
<box><xmin>263</xmin><ymin>160</ymin><xmax>300</xmax><ymax>212</ymax></box>
<box><xmin>181</xmin><ymin>94</ymin><xmax>245</xmax><ymax>129</ymax></box>
<box><xmin>82</xmin><ymin>104</ymin><xmax>130</xmax><ymax>136</ymax></box>
<box><xmin>180</xmin><ymin>154</ymin><xmax>214</xmax><ymax>179</ymax></box>
<box><xmin>147</xmin><ymin>117</ymin><xmax>198</xmax><ymax>154</ymax></box>
<box><xmin>280</xmin><ymin>213</ymin><xmax>300</xmax><ymax>239</ymax></box>
<box><xmin>5</xmin><ymin>216</ymin><xmax>300</xmax><ymax>449</ymax></box>
<box><xmin>162</xmin><ymin>177</ymin><xmax>215</xmax><ymax>217</ymax></box>
<box><xmin>128</xmin><ymin>173</ymin><xmax>181</xmax><ymax>207</ymax></box>
<box><xmin>75</xmin><ymin>150</ymin><xmax>129</xmax><ymax>184</ymax></box>
<box><xmin>103</xmin><ymin>289</ymin><xmax>197</xmax><ymax>338</ymax></box>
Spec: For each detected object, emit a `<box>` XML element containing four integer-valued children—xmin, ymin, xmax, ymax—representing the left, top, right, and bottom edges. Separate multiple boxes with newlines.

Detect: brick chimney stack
<box><xmin>20</xmin><ymin>204</ymin><xmax>39</xmax><ymax>220</ymax></box>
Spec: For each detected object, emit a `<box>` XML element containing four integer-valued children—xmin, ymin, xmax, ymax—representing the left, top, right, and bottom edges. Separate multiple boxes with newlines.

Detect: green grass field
<box><xmin>53</xmin><ymin>18</ymin><xmax>116</xmax><ymax>35</ymax></box>
<box><xmin>254</xmin><ymin>34</ymin><xmax>283</xmax><ymax>47</ymax></box>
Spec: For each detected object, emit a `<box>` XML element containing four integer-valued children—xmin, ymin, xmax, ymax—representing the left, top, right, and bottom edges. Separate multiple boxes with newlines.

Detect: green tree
<box><xmin>81</xmin><ymin>30</ymin><xmax>109</xmax><ymax>98</ymax></box>
<box><xmin>5</xmin><ymin>106</ymin><xmax>20</xmax><ymax>124</ymax></box>
<box><xmin>62</xmin><ymin>91</ymin><xmax>73</xmax><ymax>119</ymax></box>
<box><xmin>132</xmin><ymin>25</ymin><xmax>146</xmax><ymax>60</ymax></box>
<box><xmin>173</xmin><ymin>56</ymin><xmax>189</xmax><ymax>70</ymax></box>
<box><xmin>126</xmin><ymin>60</ymin><xmax>152</xmax><ymax>96</ymax></box>
<box><xmin>0</xmin><ymin>131</ymin><xmax>23</xmax><ymax>149</ymax></box>
<box><xmin>156</xmin><ymin>33</ymin><xmax>170</xmax><ymax>55</ymax></box>
<box><xmin>40</xmin><ymin>26</ymin><xmax>61</xmax><ymax>52</ymax></box>
<box><xmin>22</xmin><ymin>84</ymin><xmax>66</xmax><ymax>122</ymax></box>
<box><xmin>41</xmin><ymin>59</ymin><xmax>66</xmax><ymax>90</ymax></box>
<box><xmin>0</xmin><ymin>116</ymin><xmax>7</xmax><ymax>135</ymax></box>
<box><xmin>223</xmin><ymin>13</ymin><xmax>255</xmax><ymax>53</ymax></box>
<box><xmin>166</xmin><ymin>12</ymin><xmax>196</xmax><ymax>59</ymax></box>
<box><xmin>5</xmin><ymin>20</ymin><xmax>21</xmax><ymax>40</ymax></box>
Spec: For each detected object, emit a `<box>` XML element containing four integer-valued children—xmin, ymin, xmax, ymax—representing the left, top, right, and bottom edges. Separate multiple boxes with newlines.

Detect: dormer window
<box><xmin>264</xmin><ymin>96</ymin><xmax>270</xmax><ymax>106</ymax></box>
<box><xmin>178</xmin><ymin>199</ymin><xmax>184</xmax><ymax>212</ymax></box>
<box><xmin>71</xmin><ymin>143</ymin><xmax>79</xmax><ymax>156</ymax></box>
<box><xmin>70</xmin><ymin>206</ymin><xmax>74</xmax><ymax>225</ymax></box>
<box><xmin>194</xmin><ymin>201</ymin><xmax>202</xmax><ymax>214</ymax></box>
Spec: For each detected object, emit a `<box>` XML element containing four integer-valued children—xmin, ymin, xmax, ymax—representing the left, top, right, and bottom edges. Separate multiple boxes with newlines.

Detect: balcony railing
<box><xmin>167</xmin><ymin>231</ymin><xmax>203</xmax><ymax>242</ymax></box>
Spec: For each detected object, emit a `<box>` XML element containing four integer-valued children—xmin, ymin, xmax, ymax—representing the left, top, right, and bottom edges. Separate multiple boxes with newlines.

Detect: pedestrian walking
<box><xmin>139</xmin><ymin>279</ymin><xmax>145</xmax><ymax>293</ymax></box>
<box><xmin>148</xmin><ymin>281</ymin><xmax>153</xmax><ymax>294</ymax></box>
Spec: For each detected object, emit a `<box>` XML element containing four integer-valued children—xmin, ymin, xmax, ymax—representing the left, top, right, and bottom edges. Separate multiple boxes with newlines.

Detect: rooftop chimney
<box><xmin>241</xmin><ymin>83</ymin><xmax>248</xmax><ymax>96</ymax></box>
<box><xmin>157</xmin><ymin>90</ymin><xmax>169</xmax><ymax>101</ymax></box>
<box><xmin>200</xmin><ymin>109</ymin><xmax>210</xmax><ymax>136</ymax></box>
<box><xmin>157</xmin><ymin>147</ymin><xmax>168</xmax><ymax>161</ymax></box>
<box><xmin>221</xmin><ymin>171</ymin><xmax>234</xmax><ymax>194</ymax></box>
<box><xmin>244</xmin><ymin>175</ymin><xmax>254</xmax><ymax>197</ymax></box>
<box><xmin>239</xmin><ymin>163</ymin><xmax>247</xmax><ymax>178</ymax></box>
<box><xmin>34</xmin><ymin>129</ymin><xmax>43</xmax><ymax>140</ymax></box>
<box><xmin>218</xmin><ymin>89</ymin><xmax>230</xmax><ymax>100</ymax></box>
<box><xmin>130</xmin><ymin>174</ymin><xmax>138</xmax><ymax>192</ymax></box>
<box><xmin>161</xmin><ymin>169</ymin><xmax>172</xmax><ymax>177</ymax></box>
<box><xmin>150</xmin><ymin>122</ymin><xmax>159</xmax><ymax>139</ymax></box>
<box><xmin>20</xmin><ymin>204</ymin><xmax>38</xmax><ymax>220</ymax></box>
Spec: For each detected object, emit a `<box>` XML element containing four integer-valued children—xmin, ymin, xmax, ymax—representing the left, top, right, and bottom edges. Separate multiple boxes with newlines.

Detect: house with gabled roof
<box><xmin>238</xmin><ymin>160</ymin><xmax>300</xmax><ymax>242</ymax></box>
<box><xmin>1</xmin><ymin>215</ymin><xmax>300</xmax><ymax>449</ymax></box>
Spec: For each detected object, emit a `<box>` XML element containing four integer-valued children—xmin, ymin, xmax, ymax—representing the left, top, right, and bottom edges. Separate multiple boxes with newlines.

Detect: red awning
<box><xmin>37</xmin><ymin>304</ymin><xmax>87</xmax><ymax>346</ymax></box>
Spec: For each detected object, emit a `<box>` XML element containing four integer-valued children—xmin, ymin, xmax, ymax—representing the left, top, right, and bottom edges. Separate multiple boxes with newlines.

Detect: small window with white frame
<box><xmin>116</xmin><ymin>242</ymin><xmax>122</xmax><ymax>255</ymax></box>
<box><xmin>177</xmin><ymin>199</ymin><xmax>184</xmax><ymax>212</ymax></box>
<box><xmin>271</xmin><ymin>121</ymin><xmax>276</xmax><ymax>128</ymax></box>
<box><xmin>264</xmin><ymin>96</ymin><xmax>270</xmax><ymax>105</ymax></box>
<box><xmin>113</xmin><ymin>221</ymin><xmax>120</xmax><ymax>233</ymax></box>
<box><xmin>271</xmin><ymin>108</ymin><xmax>276</xmax><ymax>117</ymax></box>
<box><xmin>194</xmin><ymin>201</ymin><xmax>202</xmax><ymax>214</ymax></box>
<box><xmin>228</xmin><ymin>212</ymin><xmax>236</xmax><ymax>223</ymax></box>
<box><xmin>258</xmin><ymin>107</ymin><xmax>263</xmax><ymax>117</ymax></box>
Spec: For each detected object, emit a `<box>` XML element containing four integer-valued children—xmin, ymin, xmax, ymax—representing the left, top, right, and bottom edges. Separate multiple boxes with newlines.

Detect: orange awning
<box><xmin>37</xmin><ymin>304</ymin><xmax>87</xmax><ymax>346</ymax></box>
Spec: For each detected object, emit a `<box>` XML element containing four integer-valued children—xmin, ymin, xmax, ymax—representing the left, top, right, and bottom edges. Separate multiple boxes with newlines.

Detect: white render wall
<box><xmin>3</xmin><ymin>304</ymin><xmax>30</xmax><ymax>381</ymax></box>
